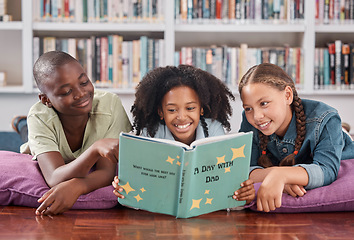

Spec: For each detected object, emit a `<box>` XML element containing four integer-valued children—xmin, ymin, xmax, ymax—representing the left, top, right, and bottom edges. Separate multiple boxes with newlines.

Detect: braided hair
<box><xmin>131</xmin><ymin>64</ymin><xmax>235</xmax><ymax>137</ymax></box>
<box><xmin>238</xmin><ymin>63</ymin><xmax>306</xmax><ymax>167</ymax></box>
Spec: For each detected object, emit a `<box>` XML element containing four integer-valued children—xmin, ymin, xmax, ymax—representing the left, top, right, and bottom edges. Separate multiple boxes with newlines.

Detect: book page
<box><xmin>190</xmin><ymin>131</ymin><xmax>250</xmax><ymax>147</ymax></box>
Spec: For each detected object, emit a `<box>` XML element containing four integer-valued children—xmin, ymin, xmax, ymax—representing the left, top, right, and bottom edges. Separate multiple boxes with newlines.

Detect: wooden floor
<box><xmin>1</xmin><ymin>205</ymin><xmax>354</xmax><ymax>239</ymax></box>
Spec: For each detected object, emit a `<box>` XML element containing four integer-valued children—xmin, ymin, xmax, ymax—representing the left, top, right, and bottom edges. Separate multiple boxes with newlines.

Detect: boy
<box><xmin>22</xmin><ymin>51</ymin><xmax>131</xmax><ymax>215</ymax></box>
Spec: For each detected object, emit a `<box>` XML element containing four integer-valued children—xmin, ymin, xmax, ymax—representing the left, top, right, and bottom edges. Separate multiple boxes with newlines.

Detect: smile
<box><xmin>175</xmin><ymin>123</ymin><xmax>192</xmax><ymax>129</ymax></box>
<box><xmin>73</xmin><ymin>97</ymin><xmax>91</xmax><ymax>108</ymax></box>
<box><xmin>258</xmin><ymin>121</ymin><xmax>271</xmax><ymax>129</ymax></box>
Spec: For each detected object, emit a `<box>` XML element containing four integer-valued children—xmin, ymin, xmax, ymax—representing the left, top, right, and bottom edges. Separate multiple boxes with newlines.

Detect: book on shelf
<box><xmin>33</xmin><ymin>35</ymin><xmax>164</xmax><ymax>89</ymax></box>
<box><xmin>176</xmin><ymin>43</ymin><xmax>304</xmax><ymax>90</ymax></box>
<box><xmin>117</xmin><ymin>131</ymin><xmax>253</xmax><ymax>218</ymax></box>
<box><xmin>176</xmin><ymin>0</ymin><xmax>305</xmax><ymax>23</ymax></box>
<box><xmin>316</xmin><ymin>0</ymin><xmax>354</xmax><ymax>24</ymax></box>
<box><xmin>314</xmin><ymin>41</ymin><xmax>354</xmax><ymax>90</ymax></box>
<box><xmin>33</xmin><ymin>0</ymin><xmax>164</xmax><ymax>23</ymax></box>
<box><xmin>350</xmin><ymin>43</ymin><xmax>354</xmax><ymax>89</ymax></box>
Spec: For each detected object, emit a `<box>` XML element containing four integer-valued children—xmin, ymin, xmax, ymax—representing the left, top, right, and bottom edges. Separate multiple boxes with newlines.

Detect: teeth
<box><xmin>176</xmin><ymin>123</ymin><xmax>191</xmax><ymax>129</ymax></box>
<box><xmin>259</xmin><ymin>121</ymin><xmax>270</xmax><ymax>128</ymax></box>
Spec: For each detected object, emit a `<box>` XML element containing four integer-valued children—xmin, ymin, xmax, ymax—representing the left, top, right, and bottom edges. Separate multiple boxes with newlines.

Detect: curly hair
<box><xmin>131</xmin><ymin>64</ymin><xmax>235</xmax><ymax>137</ymax></box>
<box><xmin>238</xmin><ymin>63</ymin><xmax>306</xmax><ymax>168</ymax></box>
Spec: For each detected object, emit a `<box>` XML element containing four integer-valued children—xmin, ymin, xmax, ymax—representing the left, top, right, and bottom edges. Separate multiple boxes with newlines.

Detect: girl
<box><xmin>113</xmin><ymin>64</ymin><xmax>255</xmax><ymax>204</ymax></box>
<box><xmin>239</xmin><ymin>63</ymin><xmax>354</xmax><ymax>212</ymax></box>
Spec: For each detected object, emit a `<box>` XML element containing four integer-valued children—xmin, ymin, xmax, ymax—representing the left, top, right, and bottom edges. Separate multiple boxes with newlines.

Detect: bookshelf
<box><xmin>0</xmin><ymin>0</ymin><xmax>354</xmax><ymax>132</ymax></box>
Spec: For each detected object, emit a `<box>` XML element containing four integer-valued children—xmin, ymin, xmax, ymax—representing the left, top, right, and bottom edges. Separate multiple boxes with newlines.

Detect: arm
<box><xmin>297</xmin><ymin>115</ymin><xmax>342</xmax><ymax>189</ymax></box>
<box><xmin>37</xmin><ymin>138</ymin><xmax>119</xmax><ymax>187</ymax></box>
<box><xmin>252</xmin><ymin>166</ymin><xmax>308</xmax><ymax>212</ymax></box>
<box><xmin>36</xmin><ymin>155</ymin><xmax>116</xmax><ymax>215</ymax></box>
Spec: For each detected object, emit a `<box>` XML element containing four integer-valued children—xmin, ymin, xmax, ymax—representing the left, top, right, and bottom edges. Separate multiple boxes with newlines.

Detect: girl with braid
<box><xmin>238</xmin><ymin>63</ymin><xmax>354</xmax><ymax>212</ymax></box>
<box><xmin>113</xmin><ymin>64</ymin><xmax>255</xmax><ymax>204</ymax></box>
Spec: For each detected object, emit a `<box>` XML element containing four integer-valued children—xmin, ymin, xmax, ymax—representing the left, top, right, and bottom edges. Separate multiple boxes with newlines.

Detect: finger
<box><xmin>286</xmin><ymin>187</ymin><xmax>297</xmax><ymax>197</ymax></box>
<box><xmin>261</xmin><ymin>199</ymin><xmax>270</xmax><ymax>212</ymax></box>
<box><xmin>293</xmin><ymin>186</ymin><xmax>306</xmax><ymax>197</ymax></box>
<box><xmin>112</xmin><ymin>180</ymin><xmax>118</xmax><ymax>189</ymax></box>
<box><xmin>268</xmin><ymin>199</ymin><xmax>276</xmax><ymax>211</ymax></box>
<box><xmin>37</xmin><ymin>189</ymin><xmax>53</xmax><ymax>203</ymax></box>
<box><xmin>113</xmin><ymin>189</ymin><xmax>125</xmax><ymax>198</ymax></box>
<box><xmin>257</xmin><ymin>196</ymin><xmax>263</xmax><ymax>212</ymax></box>
<box><xmin>241</xmin><ymin>179</ymin><xmax>254</xmax><ymax>186</ymax></box>
<box><xmin>275</xmin><ymin>195</ymin><xmax>282</xmax><ymax>208</ymax></box>
<box><xmin>114</xmin><ymin>176</ymin><xmax>119</xmax><ymax>183</ymax></box>
<box><xmin>36</xmin><ymin>198</ymin><xmax>54</xmax><ymax>215</ymax></box>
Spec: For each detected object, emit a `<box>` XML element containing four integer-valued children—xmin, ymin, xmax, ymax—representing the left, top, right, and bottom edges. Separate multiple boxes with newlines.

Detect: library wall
<box><xmin>0</xmin><ymin>94</ymin><xmax>352</xmax><ymax>136</ymax></box>
<box><xmin>0</xmin><ymin>0</ymin><xmax>354</xmax><ymax>134</ymax></box>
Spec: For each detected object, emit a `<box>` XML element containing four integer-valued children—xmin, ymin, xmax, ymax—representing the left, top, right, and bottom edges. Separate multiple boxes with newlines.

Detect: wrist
<box><xmin>69</xmin><ymin>178</ymin><xmax>88</xmax><ymax>196</ymax></box>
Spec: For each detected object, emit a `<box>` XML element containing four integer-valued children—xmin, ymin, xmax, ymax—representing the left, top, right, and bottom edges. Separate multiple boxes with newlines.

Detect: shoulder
<box><xmin>203</xmin><ymin>118</ymin><xmax>225</xmax><ymax>136</ymax></box>
<box><xmin>204</xmin><ymin>118</ymin><xmax>223</xmax><ymax>128</ymax></box>
<box><xmin>91</xmin><ymin>90</ymin><xmax>123</xmax><ymax>113</ymax></box>
<box><xmin>302</xmin><ymin>99</ymin><xmax>338</xmax><ymax>121</ymax></box>
<box><xmin>28</xmin><ymin>101</ymin><xmax>58</xmax><ymax>123</ymax></box>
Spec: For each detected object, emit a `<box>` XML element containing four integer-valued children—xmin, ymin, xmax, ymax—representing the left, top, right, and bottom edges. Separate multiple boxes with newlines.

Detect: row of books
<box><xmin>316</xmin><ymin>0</ymin><xmax>354</xmax><ymax>24</ymax></box>
<box><xmin>33</xmin><ymin>0</ymin><xmax>165</xmax><ymax>23</ymax></box>
<box><xmin>314</xmin><ymin>41</ymin><xmax>354</xmax><ymax>90</ymax></box>
<box><xmin>0</xmin><ymin>0</ymin><xmax>12</xmax><ymax>22</ymax></box>
<box><xmin>175</xmin><ymin>0</ymin><xmax>305</xmax><ymax>23</ymax></box>
<box><xmin>33</xmin><ymin>35</ymin><xmax>165</xmax><ymax>88</ymax></box>
<box><xmin>175</xmin><ymin>44</ymin><xmax>304</xmax><ymax>89</ymax></box>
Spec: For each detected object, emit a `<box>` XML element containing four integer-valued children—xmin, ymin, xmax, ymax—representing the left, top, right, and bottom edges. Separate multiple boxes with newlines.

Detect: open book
<box><xmin>117</xmin><ymin>131</ymin><xmax>253</xmax><ymax>218</ymax></box>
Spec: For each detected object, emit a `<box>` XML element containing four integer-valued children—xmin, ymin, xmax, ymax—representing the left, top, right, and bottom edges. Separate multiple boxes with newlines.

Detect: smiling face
<box><xmin>158</xmin><ymin>86</ymin><xmax>203</xmax><ymax>145</ymax></box>
<box><xmin>241</xmin><ymin>83</ymin><xmax>293</xmax><ymax>137</ymax></box>
<box><xmin>39</xmin><ymin>60</ymin><xmax>94</xmax><ymax>119</ymax></box>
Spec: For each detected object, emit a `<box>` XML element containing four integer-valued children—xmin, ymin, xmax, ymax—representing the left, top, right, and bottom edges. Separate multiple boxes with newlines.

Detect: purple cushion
<box><xmin>246</xmin><ymin>158</ymin><xmax>354</xmax><ymax>212</ymax></box>
<box><xmin>0</xmin><ymin>151</ymin><xmax>118</xmax><ymax>209</ymax></box>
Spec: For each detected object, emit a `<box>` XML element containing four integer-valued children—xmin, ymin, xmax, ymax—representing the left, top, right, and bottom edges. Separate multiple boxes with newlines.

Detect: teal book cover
<box><xmin>118</xmin><ymin>131</ymin><xmax>252</xmax><ymax>218</ymax></box>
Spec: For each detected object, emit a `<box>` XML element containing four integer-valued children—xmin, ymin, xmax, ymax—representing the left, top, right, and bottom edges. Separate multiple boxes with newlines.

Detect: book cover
<box><xmin>118</xmin><ymin>131</ymin><xmax>253</xmax><ymax>218</ymax></box>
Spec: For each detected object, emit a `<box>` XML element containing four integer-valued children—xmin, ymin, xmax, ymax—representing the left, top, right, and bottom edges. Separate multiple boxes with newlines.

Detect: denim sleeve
<box><xmin>303</xmin><ymin>114</ymin><xmax>342</xmax><ymax>189</ymax></box>
<box><xmin>295</xmin><ymin>163</ymin><xmax>323</xmax><ymax>189</ymax></box>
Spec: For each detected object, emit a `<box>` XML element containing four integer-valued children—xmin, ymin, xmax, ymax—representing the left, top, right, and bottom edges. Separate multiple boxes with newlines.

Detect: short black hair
<box><xmin>33</xmin><ymin>51</ymin><xmax>78</xmax><ymax>92</ymax></box>
<box><xmin>131</xmin><ymin>64</ymin><xmax>235</xmax><ymax>137</ymax></box>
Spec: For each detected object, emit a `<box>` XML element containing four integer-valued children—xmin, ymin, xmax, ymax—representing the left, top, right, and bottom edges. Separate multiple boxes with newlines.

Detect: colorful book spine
<box><xmin>335</xmin><ymin>40</ymin><xmax>342</xmax><ymax>89</ymax></box>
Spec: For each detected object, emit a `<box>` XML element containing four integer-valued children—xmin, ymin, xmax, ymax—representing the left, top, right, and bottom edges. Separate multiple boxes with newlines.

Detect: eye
<box><xmin>260</xmin><ymin>101</ymin><xmax>269</xmax><ymax>107</ymax></box>
<box><xmin>167</xmin><ymin>108</ymin><xmax>176</xmax><ymax>113</ymax></box>
<box><xmin>187</xmin><ymin>107</ymin><xmax>196</xmax><ymax>111</ymax></box>
<box><xmin>81</xmin><ymin>80</ymin><xmax>89</xmax><ymax>86</ymax></box>
<box><xmin>62</xmin><ymin>89</ymin><xmax>72</xmax><ymax>96</ymax></box>
<box><xmin>244</xmin><ymin>107</ymin><xmax>252</xmax><ymax>112</ymax></box>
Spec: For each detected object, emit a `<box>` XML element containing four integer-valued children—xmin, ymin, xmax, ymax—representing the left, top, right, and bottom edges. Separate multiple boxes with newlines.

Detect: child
<box><xmin>238</xmin><ymin>63</ymin><xmax>354</xmax><ymax>212</ymax></box>
<box><xmin>112</xmin><ymin>64</ymin><xmax>255</xmax><ymax>204</ymax></box>
<box><xmin>22</xmin><ymin>51</ymin><xmax>132</xmax><ymax>215</ymax></box>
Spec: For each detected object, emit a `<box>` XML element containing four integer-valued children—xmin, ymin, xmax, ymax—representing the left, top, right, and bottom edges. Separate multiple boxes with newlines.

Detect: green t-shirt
<box><xmin>21</xmin><ymin>90</ymin><xmax>132</xmax><ymax>163</ymax></box>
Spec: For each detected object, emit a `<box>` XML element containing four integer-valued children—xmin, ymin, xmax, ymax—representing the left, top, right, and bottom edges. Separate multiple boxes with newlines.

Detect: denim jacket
<box><xmin>239</xmin><ymin>99</ymin><xmax>354</xmax><ymax>189</ymax></box>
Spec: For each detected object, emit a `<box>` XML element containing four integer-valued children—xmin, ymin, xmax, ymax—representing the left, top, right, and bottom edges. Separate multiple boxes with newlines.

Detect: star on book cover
<box><xmin>118</xmin><ymin>131</ymin><xmax>252</xmax><ymax>218</ymax></box>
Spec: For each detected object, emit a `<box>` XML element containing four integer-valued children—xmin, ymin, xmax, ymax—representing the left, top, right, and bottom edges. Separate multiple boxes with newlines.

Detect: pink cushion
<box><xmin>246</xmin><ymin>158</ymin><xmax>354</xmax><ymax>212</ymax></box>
<box><xmin>0</xmin><ymin>151</ymin><xmax>118</xmax><ymax>209</ymax></box>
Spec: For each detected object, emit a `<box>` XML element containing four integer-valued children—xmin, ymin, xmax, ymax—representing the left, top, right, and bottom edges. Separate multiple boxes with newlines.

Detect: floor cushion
<box><xmin>0</xmin><ymin>151</ymin><xmax>118</xmax><ymax>209</ymax></box>
<box><xmin>245</xmin><ymin>158</ymin><xmax>354</xmax><ymax>212</ymax></box>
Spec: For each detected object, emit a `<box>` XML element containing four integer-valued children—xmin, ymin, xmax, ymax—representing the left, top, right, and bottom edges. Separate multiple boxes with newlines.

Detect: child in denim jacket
<box><xmin>238</xmin><ymin>63</ymin><xmax>354</xmax><ymax>212</ymax></box>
